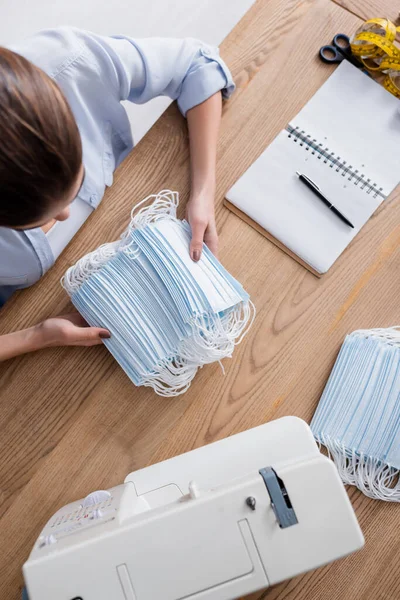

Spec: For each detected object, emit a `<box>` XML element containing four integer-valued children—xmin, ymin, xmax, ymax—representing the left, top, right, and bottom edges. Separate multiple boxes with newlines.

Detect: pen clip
<box><xmin>299</xmin><ymin>173</ymin><xmax>320</xmax><ymax>192</ymax></box>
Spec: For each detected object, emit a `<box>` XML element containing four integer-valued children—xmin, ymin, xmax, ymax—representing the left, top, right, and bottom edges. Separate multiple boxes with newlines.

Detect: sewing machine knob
<box><xmin>90</xmin><ymin>508</ymin><xmax>104</xmax><ymax>520</ymax></box>
<box><xmin>82</xmin><ymin>490</ymin><xmax>111</xmax><ymax>508</ymax></box>
<box><xmin>38</xmin><ymin>534</ymin><xmax>57</xmax><ymax>548</ymax></box>
<box><xmin>188</xmin><ymin>481</ymin><xmax>200</xmax><ymax>499</ymax></box>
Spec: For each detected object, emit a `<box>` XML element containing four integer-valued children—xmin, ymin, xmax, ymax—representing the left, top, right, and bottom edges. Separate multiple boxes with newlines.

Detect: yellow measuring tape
<box><xmin>350</xmin><ymin>17</ymin><xmax>400</xmax><ymax>97</ymax></box>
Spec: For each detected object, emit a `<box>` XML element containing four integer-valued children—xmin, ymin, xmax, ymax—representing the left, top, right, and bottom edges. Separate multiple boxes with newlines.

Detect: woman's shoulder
<box><xmin>9</xmin><ymin>27</ymin><xmax>89</xmax><ymax>80</ymax></box>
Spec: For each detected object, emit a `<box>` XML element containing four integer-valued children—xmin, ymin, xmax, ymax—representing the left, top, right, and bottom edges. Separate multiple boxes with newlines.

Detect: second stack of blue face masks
<box><xmin>62</xmin><ymin>191</ymin><xmax>254</xmax><ymax>396</ymax></box>
<box><xmin>311</xmin><ymin>327</ymin><xmax>400</xmax><ymax>502</ymax></box>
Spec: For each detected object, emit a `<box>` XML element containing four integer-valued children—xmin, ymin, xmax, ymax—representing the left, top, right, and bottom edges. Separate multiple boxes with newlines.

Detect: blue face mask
<box><xmin>62</xmin><ymin>192</ymin><xmax>254</xmax><ymax>396</ymax></box>
<box><xmin>311</xmin><ymin>327</ymin><xmax>400</xmax><ymax>501</ymax></box>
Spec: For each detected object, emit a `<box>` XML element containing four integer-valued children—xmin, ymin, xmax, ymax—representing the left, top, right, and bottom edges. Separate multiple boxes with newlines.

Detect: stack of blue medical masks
<box><xmin>62</xmin><ymin>191</ymin><xmax>255</xmax><ymax>396</ymax></box>
<box><xmin>311</xmin><ymin>328</ymin><xmax>400</xmax><ymax>502</ymax></box>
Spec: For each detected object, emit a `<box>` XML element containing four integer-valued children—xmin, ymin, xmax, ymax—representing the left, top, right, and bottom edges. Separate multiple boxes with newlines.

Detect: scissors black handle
<box><xmin>319</xmin><ymin>33</ymin><xmax>351</xmax><ymax>64</ymax></box>
<box><xmin>333</xmin><ymin>33</ymin><xmax>351</xmax><ymax>52</ymax></box>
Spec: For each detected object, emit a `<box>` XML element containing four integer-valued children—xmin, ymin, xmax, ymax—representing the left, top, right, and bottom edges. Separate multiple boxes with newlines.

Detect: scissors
<box><xmin>319</xmin><ymin>33</ymin><xmax>362</xmax><ymax>69</ymax></box>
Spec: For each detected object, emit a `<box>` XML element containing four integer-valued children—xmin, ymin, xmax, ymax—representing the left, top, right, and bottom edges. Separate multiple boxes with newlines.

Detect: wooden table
<box><xmin>1</xmin><ymin>0</ymin><xmax>399</xmax><ymax>598</ymax></box>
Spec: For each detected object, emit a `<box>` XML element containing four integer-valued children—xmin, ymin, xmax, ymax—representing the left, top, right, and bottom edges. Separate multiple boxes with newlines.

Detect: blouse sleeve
<box><xmin>80</xmin><ymin>33</ymin><xmax>235</xmax><ymax>116</ymax></box>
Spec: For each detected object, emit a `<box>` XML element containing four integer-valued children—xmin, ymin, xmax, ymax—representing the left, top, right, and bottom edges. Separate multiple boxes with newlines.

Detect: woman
<box><xmin>0</xmin><ymin>27</ymin><xmax>234</xmax><ymax>361</ymax></box>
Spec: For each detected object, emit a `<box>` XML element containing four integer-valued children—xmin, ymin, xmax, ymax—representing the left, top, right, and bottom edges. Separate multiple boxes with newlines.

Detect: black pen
<box><xmin>295</xmin><ymin>171</ymin><xmax>354</xmax><ymax>228</ymax></box>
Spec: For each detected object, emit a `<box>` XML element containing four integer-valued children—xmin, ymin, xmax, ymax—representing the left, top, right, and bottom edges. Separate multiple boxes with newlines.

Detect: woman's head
<box><xmin>0</xmin><ymin>47</ymin><xmax>83</xmax><ymax>229</ymax></box>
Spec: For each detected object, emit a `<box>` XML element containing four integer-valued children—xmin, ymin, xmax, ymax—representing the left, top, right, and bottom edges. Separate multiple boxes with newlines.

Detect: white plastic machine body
<box><xmin>23</xmin><ymin>417</ymin><xmax>364</xmax><ymax>600</ymax></box>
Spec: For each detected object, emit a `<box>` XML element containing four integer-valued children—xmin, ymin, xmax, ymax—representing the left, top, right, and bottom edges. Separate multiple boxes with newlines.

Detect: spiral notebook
<box><xmin>225</xmin><ymin>61</ymin><xmax>400</xmax><ymax>275</ymax></box>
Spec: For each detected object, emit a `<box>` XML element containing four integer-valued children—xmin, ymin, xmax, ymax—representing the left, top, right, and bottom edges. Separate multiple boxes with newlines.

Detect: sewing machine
<box><xmin>23</xmin><ymin>417</ymin><xmax>364</xmax><ymax>600</ymax></box>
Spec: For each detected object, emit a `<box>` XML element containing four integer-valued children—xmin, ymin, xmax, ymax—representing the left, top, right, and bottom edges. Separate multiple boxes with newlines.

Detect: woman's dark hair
<box><xmin>0</xmin><ymin>47</ymin><xmax>82</xmax><ymax>228</ymax></box>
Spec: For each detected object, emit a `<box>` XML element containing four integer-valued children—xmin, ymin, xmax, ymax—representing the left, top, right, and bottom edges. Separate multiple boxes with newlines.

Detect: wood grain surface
<box><xmin>1</xmin><ymin>1</ymin><xmax>400</xmax><ymax>599</ymax></box>
<box><xmin>332</xmin><ymin>0</ymin><xmax>400</xmax><ymax>23</ymax></box>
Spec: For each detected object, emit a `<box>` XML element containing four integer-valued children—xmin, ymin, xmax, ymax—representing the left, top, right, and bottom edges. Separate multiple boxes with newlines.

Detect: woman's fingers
<box><xmin>57</xmin><ymin>313</ymin><xmax>88</xmax><ymax>327</ymax></box>
<box><xmin>70</xmin><ymin>326</ymin><xmax>111</xmax><ymax>346</ymax></box>
<box><xmin>203</xmin><ymin>221</ymin><xmax>219</xmax><ymax>258</ymax></box>
<box><xmin>189</xmin><ymin>219</ymin><xmax>207</xmax><ymax>261</ymax></box>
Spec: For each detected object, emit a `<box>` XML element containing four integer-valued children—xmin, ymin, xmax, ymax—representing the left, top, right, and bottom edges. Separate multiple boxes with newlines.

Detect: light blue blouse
<box><xmin>0</xmin><ymin>27</ymin><xmax>234</xmax><ymax>305</ymax></box>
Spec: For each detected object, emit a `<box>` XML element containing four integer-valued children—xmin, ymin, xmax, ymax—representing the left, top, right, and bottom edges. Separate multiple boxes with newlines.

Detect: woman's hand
<box><xmin>0</xmin><ymin>313</ymin><xmax>110</xmax><ymax>362</ymax></box>
<box><xmin>37</xmin><ymin>313</ymin><xmax>110</xmax><ymax>348</ymax></box>
<box><xmin>186</xmin><ymin>193</ymin><xmax>218</xmax><ymax>261</ymax></box>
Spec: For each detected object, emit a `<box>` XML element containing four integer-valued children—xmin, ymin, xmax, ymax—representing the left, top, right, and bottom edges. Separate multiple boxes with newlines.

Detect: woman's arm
<box><xmin>186</xmin><ymin>92</ymin><xmax>222</xmax><ymax>261</ymax></box>
<box><xmin>0</xmin><ymin>313</ymin><xmax>110</xmax><ymax>361</ymax></box>
<box><xmin>67</xmin><ymin>33</ymin><xmax>234</xmax><ymax>257</ymax></box>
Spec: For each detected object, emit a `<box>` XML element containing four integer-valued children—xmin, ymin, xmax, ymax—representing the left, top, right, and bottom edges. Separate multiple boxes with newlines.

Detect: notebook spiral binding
<box><xmin>286</xmin><ymin>124</ymin><xmax>385</xmax><ymax>200</ymax></box>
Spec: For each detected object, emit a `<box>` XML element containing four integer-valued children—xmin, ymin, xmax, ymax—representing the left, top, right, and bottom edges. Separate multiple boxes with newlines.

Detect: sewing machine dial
<box><xmin>81</xmin><ymin>490</ymin><xmax>111</xmax><ymax>507</ymax></box>
<box><xmin>36</xmin><ymin>487</ymin><xmax>123</xmax><ymax>549</ymax></box>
